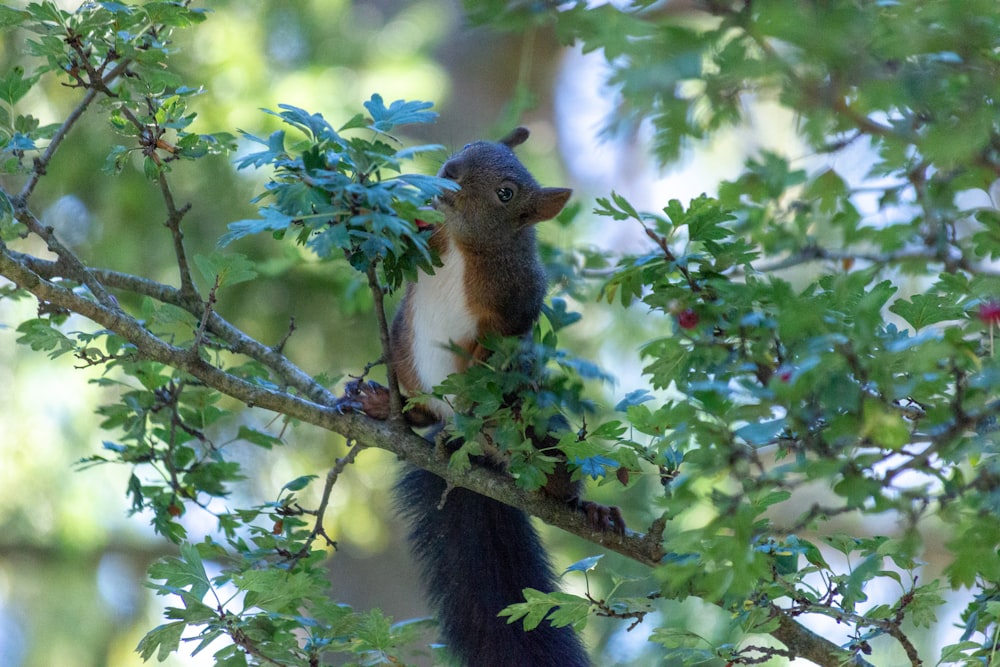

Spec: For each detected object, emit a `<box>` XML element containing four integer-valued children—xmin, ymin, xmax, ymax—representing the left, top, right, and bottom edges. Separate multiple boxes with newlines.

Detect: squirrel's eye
<box><xmin>496</xmin><ymin>187</ymin><xmax>514</xmax><ymax>203</ymax></box>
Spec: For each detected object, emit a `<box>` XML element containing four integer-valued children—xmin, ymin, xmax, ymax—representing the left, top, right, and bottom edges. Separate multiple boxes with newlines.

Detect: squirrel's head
<box><xmin>436</xmin><ymin>127</ymin><xmax>572</xmax><ymax>245</ymax></box>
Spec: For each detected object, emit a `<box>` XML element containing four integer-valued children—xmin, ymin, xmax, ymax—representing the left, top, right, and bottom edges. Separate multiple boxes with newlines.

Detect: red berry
<box><xmin>677</xmin><ymin>308</ymin><xmax>699</xmax><ymax>330</ymax></box>
<box><xmin>777</xmin><ymin>365</ymin><xmax>794</xmax><ymax>383</ymax></box>
<box><xmin>978</xmin><ymin>300</ymin><xmax>1000</xmax><ymax>325</ymax></box>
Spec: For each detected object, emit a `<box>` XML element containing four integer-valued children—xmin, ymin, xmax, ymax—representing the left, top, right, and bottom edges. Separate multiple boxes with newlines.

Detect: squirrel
<box><xmin>339</xmin><ymin>127</ymin><xmax>624</xmax><ymax>667</ymax></box>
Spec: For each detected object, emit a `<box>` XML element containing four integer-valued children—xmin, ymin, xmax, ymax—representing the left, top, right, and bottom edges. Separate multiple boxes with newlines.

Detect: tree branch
<box><xmin>0</xmin><ymin>241</ymin><xmax>658</xmax><ymax>565</ymax></box>
<box><xmin>18</xmin><ymin>51</ymin><xmax>133</xmax><ymax>203</ymax></box>
<box><xmin>12</xmin><ymin>205</ymin><xmax>119</xmax><ymax>310</ymax></box>
<box><xmin>0</xmin><ymin>239</ymin><xmax>896</xmax><ymax>665</ymax></box>
<box><xmin>5</xmin><ymin>249</ymin><xmax>337</xmax><ymax>406</ymax></box>
<box><xmin>771</xmin><ymin>606</ymin><xmax>875</xmax><ymax>667</ymax></box>
<box><xmin>751</xmin><ymin>244</ymin><xmax>1000</xmax><ymax>276</ymax></box>
<box><xmin>285</xmin><ymin>440</ymin><xmax>366</xmax><ymax>567</ymax></box>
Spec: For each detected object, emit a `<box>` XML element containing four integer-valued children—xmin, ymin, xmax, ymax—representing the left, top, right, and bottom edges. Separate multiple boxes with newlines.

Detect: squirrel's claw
<box><xmin>334</xmin><ymin>398</ymin><xmax>363</xmax><ymax>414</ymax></box>
<box><xmin>578</xmin><ymin>500</ymin><xmax>626</xmax><ymax>537</ymax></box>
<box><xmin>335</xmin><ymin>379</ymin><xmax>391</xmax><ymax>420</ymax></box>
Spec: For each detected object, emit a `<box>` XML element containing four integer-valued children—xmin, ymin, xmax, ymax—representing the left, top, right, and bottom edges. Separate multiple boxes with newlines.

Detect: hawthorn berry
<box><xmin>978</xmin><ymin>300</ymin><xmax>1000</xmax><ymax>326</ymax></box>
<box><xmin>677</xmin><ymin>308</ymin><xmax>699</xmax><ymax>330</ymax></box>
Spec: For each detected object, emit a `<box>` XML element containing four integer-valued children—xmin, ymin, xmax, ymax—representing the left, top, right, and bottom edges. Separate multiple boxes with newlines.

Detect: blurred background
<box><xmin>0</xmin><ymin>1</ymin><xmax>954</xmax><ymax>666</ymax></box>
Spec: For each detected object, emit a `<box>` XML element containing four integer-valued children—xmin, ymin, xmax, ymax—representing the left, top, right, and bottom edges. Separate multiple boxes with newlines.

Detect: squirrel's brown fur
<box><xmin>389</xmin><ymin>127</ymin><xmax>571</xmax><ymax>421</ymax></box>
<box><xmin>340</xmin><ymin>128</ymin><xmax>620</xmax><ymax>667</ymax></box>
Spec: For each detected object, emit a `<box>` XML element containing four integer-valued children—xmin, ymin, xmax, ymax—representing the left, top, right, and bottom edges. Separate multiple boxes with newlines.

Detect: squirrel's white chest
<box><xmin>408</xmin><ymin>246</ymin><xmax>477</xmax><ymax>401</ymax></box>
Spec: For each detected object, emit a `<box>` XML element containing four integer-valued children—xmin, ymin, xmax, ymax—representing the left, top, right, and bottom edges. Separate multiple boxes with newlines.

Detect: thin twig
<box><xmin>365</xmin><ymin>263</ymin><xmax>404</xmax><ymax>419</ymax></box>
<box><xmin>189</xmin><ymin>276</ymin><xmax>220</xmax><ymax>357</ymax></box>
<box><xmin>751</xmin><ymin>244</ymin><xmax>995</xmax><ymax>276</ymax></box>
<box><xmin>587</xmin><ymin>593</ymin><xmax>649</xmax><ymax>631</ymax></box>
<box><xmin>274</xmin><ymin>317</ymin><xmax>296</xmax><ymax>354</ymax></box>
<box><xmin>157</xmin><ymin>170</ymin><xmax>198</xmax><ymax>299</ymax></box>
<box><xmin>17</xmin><ymin>87</ymin><xmax>100</xmax><ymax>203</ymax></box>
<box><xmin>19</xmin><ymin>19</ymin><xmax>135</xmax><ymax>203</ymax></box>
<box><xmin>284</xmin><ymin>440</ymin><xmax>366</xmax><ymax>567</ymax></box>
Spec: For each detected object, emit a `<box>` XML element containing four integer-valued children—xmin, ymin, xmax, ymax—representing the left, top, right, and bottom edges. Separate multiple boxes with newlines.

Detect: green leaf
<box><xmin>219</xmin><ymin>207</ymin><xmax>295</xmax><ymax>247</ymax></box>
<box><xmin>193</xmin><ymin>252</ymin><xmax>258</xmax><ymax>287</ymax></box>
<box><xmin>593</xmin><ymin>191</ymin><xmax>642</xmax><ymax>222</ymax></box>
<box><xmin>235</xmin><ymin>569</ymin><xmax>318</xmax><ymax>613</ymax></box>
<box><xmin>338</xmin><ymin>112</ymin><xmax>368</xmax><ymax>132</ymax></box>
<box><xmin>268</xmin><ymin>104</ymin><xmax>340</xmax><ymax>143</ymax></box>
<box><xmin>889</xmin><ymin>293</ymin><xmax>965</xmax><ymax>330</ymax></box>
<box><xmin>498</xmin><ymin>588</ymin><xmax>590</xmax><ymax>631</ymax></box>
<box><xmin>735</xmin><ymin>418</ymin><xmax>786</xmax><ymax>447</ymax></box>
<box><xmin>907</xmin><ymin>581</ymin><xmax>945</xmax><ymax>629</ymax></box>
<box><xmin>212</xmin><ymin>644</ymin><xmax>249</xmax><ymax>667</ymax></box>
<box><xmin>681</xmin><ymin>195</ymin><xmax>734</xmax><ymax>243</ymax></box>
<box><xmin>0</xmin><ymin>65</ymin><xmax>38</xmax><ymax>106</ymax></box>
<box><xmin>15</xmin><ymin>319</ymin><xmax>76</xmax><ymax>358</ymax></box>
<box><xmin>356</xmin><ymin>609</ymin><xmax>394</xmax><ymax>649</ymax></box>
<box><xmin>0</xmin><ymin>6</ymin><xmax>30</xmax><ymax>28</ymax></box>
<box><xmin>136</xmin><ymin>621</ymin><xmax>186</xmax><ymax>661</ymax></box>
<box><xmin>236</xmin><ymin>425</ymin><xmax>283</xmax><ymax>449</ymax></box>
<box><xmin>281</xmin><ymin>475</ymin><xmax>317</xmax><ymax>492</ymax></box>
<box><xmin>363</xmin><ymin>94</ymin><xmax>437</xmax><ymax>132</ymax></box>
<box><xmin>148</xmin><ymin>542</ymin><xmax>211</xmax><ymax>600</ymax></box>
<box><xmin>142</xmin><ymin>2</ymin><xmax>208</xmax><ymax>26</ymax></box>
<box><xmin>861</xmin><ymin>403</ymin><xmax>910</xmax><ymax>450</ymax></box>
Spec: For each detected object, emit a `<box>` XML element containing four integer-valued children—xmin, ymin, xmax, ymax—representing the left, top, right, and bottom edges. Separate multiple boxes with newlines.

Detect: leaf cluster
<box><xmin>221</xmin><ymin>96</ymin><xmax>457</xmax><ymax>290</ymax></box>
<box><xmin>416</xmin><ymin>300</ymin><xmax>622</xmax><ymax>489</ymax></box>
<box><xmin>0</xmin><ymin>1</ymin><xmax>233</xmax><ymax>181</ymax></box>
<box><xmin>139</xmin><ymin>535</ymin><xmax>433</xmax><ymax>667</ymax></box>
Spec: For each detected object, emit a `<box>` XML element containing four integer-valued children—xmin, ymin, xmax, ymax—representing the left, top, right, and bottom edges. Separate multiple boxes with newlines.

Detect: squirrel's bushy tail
<box><xmin>396</xmin><ymin>467</ymin><xmax>590</xmax><ymax>667</ymax></box>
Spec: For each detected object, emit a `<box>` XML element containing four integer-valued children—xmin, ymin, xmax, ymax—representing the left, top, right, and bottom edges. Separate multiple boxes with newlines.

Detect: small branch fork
<box><xmin>158</xmin><ymin>170</ymin><xmax>198</xmax><ymax>299</ymax></box>
<box><xmin>281</xmin><ymin>441</ymin><xmax>366</xmax><ymax>567</ymax></box>
<box><xmin>587</xmin><ymin>593</ymin><xmax>650</xmax><ymax>632</ymax></box>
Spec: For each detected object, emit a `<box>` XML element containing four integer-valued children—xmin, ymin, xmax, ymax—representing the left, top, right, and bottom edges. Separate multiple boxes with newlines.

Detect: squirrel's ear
<box><xmin>526</xmin><ymin>187</ymin><xmax>572</xmax><ymax>225</ymax></box>
<box><xmin>500</xmin><ymin>127</ymin><xmax>530</xmax><ymax>148</ymax></box>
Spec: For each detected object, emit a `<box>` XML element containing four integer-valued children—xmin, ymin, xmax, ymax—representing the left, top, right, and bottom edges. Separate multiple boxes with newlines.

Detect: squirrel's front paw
<box><xmin>578</xmin><ymin>500</ymin><xmax>626</xmax><ymax>537</ymax></box>
<box><xmin>335</xmin><ymin>379</ymin><xmax>391</xmax><ymax>420</ymax></box>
